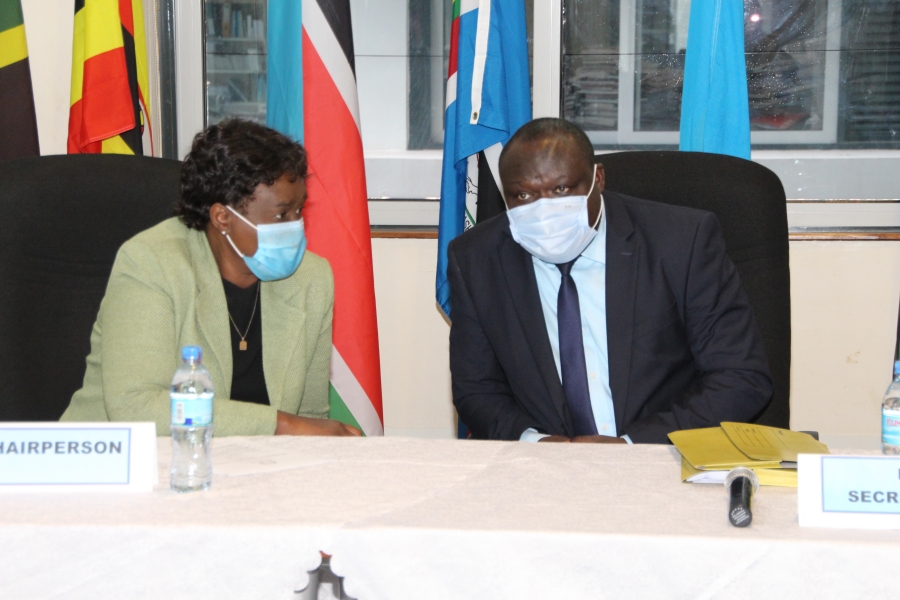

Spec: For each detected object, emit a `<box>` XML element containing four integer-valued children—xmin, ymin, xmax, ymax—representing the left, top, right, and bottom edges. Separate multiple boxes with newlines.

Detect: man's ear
<box><xmin>595</xmin><ymin>163</ymin><xmax>606</xmax><ymax>194</ymax></box>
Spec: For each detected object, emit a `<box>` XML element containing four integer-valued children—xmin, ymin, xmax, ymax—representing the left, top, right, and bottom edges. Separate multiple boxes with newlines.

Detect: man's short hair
<box><xmin>499</xmin><ymin>118</ymin><xmax>596</xmax><ymax>172</ymax></box>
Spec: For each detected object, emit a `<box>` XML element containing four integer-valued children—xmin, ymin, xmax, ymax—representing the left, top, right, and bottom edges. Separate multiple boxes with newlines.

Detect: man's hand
<box><xmin>537</xmin><ymin>435</ymin><xmax>627</xmax><ymax>443</ymax></box>
<box><xmin>571</xmin><ymin>435</ymin><xmax>627</xmax><ymax>444</ymax></box>
<box><xmin>275</xmin><ymin>411</ymin><xmax>363</xmax><ymax>437</ymax></box>
<box><xmin>536</xmin><ymin>435</ymin><xmax>628</xmax><ymax>444</ymax></box>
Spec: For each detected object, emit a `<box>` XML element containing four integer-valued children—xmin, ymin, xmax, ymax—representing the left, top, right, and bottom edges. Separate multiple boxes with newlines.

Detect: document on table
<box><xmin>211</xmin><ymin>437</ymin><xmax>333</xmax><ymax>476</ymax></box>
<box><xmin>720</xmin><ymin>422</ymin><xmax>829</xmax><ymax>464</ymax></box>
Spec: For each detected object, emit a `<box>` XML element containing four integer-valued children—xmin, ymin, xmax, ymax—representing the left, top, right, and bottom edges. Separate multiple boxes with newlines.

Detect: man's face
<box><xmin>500</xmin><ymin>136</ymin><xmax>605</xmax><ymax>225</ymax></box>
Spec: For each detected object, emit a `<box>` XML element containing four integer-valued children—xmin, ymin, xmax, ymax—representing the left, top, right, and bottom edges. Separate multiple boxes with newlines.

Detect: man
<box><xmin>447</xmin><ymin>118</ymin><xmax>772</xmax><ymax>444</ymax></box>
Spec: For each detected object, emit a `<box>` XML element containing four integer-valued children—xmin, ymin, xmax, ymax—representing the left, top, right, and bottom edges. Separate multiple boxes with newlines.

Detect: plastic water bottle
<box><xmin>882</xmin><ymin>361</ymin><xmax>900</xmax><ymax>455</ymax></box>
<box><xmin>170</xmin><ymin>345</ymin><xmax>214</xmax><ymax>491</ymax></box>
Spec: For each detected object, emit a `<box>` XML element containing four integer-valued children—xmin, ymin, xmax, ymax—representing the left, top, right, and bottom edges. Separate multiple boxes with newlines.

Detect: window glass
<box><xmin>563</xmin><ymin>0</ymin><xmax>900</xmax><ymax>149</ymax></box>
<box><xmin>841</xmin><ymin>0</ymin><xmax>900</xmax><ymax>146</ymax></box>
<box><xmin>201</xmin><ymin>1</ymin><xmax>533</xmax><ymax>152</ymax></box>
<box><xmin>204</xmin><ymin>0</ymin><xmax>268</xmax><ymax>126</ymax></box>
<box><xmin>562</xmin><ymin>0</ymin><xmax>620</xmax><ymax>131</ymax></box>
<box><xmin>407</xmin><ymin>0</ymin><xmax>534</xmax><ymax>150</ymax></box>
<box><xmin>408</xmin><ymin>0</ymin><xmax>449</xmax><ymax>150</ymax></box>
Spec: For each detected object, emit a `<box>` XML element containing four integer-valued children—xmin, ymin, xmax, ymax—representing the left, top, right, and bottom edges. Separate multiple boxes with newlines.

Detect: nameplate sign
<box><xmin>799</xmin><ymin>454</ymin><xmax>900</xmax><ymax>529</ymax></box>
<box><xmin>0</xmin><ymin>422</ymin><xmax>157</xmax><ymax>493</ymax></box>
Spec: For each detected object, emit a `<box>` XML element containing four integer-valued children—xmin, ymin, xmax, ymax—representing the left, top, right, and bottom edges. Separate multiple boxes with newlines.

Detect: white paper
<box><xmin>0</xmin><ymin>422</ymin><xmax>157</xmax><ymax>493</ymax></box>
<box><xmin>799</xmin><ymin>453</ymin><xmax>900</xmax><ymax>529</ymax></box>
<box><xmin>686</xmin><ymin>471</ymin><xmax>728</xmax><ymax>484</ymax></box>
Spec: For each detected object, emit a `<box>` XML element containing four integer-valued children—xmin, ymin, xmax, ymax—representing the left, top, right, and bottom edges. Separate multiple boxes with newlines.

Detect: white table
<box><xmin>1</xmin><ymin>436</ymin><xmax>898</xmax><ymax>599</ymax></box>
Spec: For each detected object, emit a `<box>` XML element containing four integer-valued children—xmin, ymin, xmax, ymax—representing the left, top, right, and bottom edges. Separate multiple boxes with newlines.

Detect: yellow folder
<box><xmin>719</xmin><ymin>422</ymin><xmax>829</xmax><ymax>463</ymax></box>
<box><xmin>668</xmin><ymin>426</ymin><xmax>782</xmax><ymax>470</ymax></box>
<box><xmin>669</xmin><ymin>424</ymin><xmax>829</xmax><ymax>488</ymax></box>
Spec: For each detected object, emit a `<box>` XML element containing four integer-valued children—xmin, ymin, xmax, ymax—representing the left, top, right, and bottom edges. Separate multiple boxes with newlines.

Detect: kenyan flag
<box><xmin>0</xmin><ymin>0</ymin><xmax>40</xmax><ymax>161</ymax></box>
<box><xmin>266</xmin><ymin>0</ymin><xmax>384</xmax><ymax>436</ymax></box>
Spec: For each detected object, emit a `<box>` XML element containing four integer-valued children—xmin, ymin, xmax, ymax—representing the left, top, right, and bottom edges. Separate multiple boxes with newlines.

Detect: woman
<box><xmin>61</xmin><ymin>120</ymin><xmax>360</xmax><ymax>437</ymax></box>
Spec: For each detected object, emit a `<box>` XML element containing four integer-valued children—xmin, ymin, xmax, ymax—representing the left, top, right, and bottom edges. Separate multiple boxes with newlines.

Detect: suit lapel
<box><xmin>604</xmin><ymin>192</ymin><xmax>638</xmax><ymax>428</ymax></box>
<box><xmin>260</xmin><ymin>277</ymin><xmax>306</xmax><ymax>412</ymax></box>
<box><xmin>496</xmin><ymin>226</ymin><xmax>571</xmax><ymax>435</ymax></box>
<box><xmin>190</xmin><ymin>231</ymin><xmax>233</xmax><ymax>398</ymax></box>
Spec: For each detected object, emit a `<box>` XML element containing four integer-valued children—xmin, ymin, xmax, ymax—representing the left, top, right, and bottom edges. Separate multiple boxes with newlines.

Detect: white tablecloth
<box><xmin>1</xmin><ymin>436</ymin><xmax>897</xmax><ymax>599</ymax></box>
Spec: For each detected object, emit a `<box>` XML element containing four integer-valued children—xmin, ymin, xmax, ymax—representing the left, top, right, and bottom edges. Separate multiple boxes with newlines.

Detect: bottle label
<box><xmin>883</xmin><ymin>409</ymin><xmax>900</xmax><ymax>446</ymax></box>
<box><xmin>171</xmin><ymin>392</ymin><xmax>213</xmax><ymax>427</ymax></box>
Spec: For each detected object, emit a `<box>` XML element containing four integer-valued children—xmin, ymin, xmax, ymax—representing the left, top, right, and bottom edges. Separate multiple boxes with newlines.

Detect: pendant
<box><xmin>239</xmin><ymin>340</ymin><xmax>248</xmax><ymax>351</ymax></box>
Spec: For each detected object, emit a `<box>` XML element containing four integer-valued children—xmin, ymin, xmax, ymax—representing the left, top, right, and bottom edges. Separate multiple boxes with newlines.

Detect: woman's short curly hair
<box><xmin>175</xmin><ymin>119</ymin><xmax>308</xmax><ymax>230</ymax></box>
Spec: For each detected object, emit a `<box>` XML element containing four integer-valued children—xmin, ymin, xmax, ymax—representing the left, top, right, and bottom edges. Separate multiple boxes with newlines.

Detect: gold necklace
<box><xmin>227</xmin><ymin>281</ymin><xmax>260</xmax><ymax>351</ymax></box>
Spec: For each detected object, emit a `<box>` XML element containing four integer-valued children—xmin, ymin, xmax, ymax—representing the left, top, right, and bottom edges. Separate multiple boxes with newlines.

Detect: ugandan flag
<box><xmin>0</xmin><ymin>0</ymin><xmax>40</xmax><ymax>161</ymax></box>
<box><xmin>68</xmin><ymin>0</ymin><xmax>152</xmax><ymax>155</ymax></box>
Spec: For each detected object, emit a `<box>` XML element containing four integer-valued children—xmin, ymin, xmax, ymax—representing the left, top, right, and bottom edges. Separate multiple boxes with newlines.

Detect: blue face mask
<box><xmin>224</xmin><ymin>206</ymin><xmax>307</xmax><ymax>281</ymax></box>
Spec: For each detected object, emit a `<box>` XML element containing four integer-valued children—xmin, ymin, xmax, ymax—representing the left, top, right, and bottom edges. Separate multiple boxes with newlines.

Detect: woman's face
<box><xmin>227</xmin><ymin>175</ymin><xmax>307</xmax><ymax>257</ymax></box>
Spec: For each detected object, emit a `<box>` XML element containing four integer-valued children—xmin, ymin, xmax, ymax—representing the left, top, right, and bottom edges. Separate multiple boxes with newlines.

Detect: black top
<box><xmin>222</xmin><ymin>279</ymin><xmax>270</xmax><ymax>406</ymax></box>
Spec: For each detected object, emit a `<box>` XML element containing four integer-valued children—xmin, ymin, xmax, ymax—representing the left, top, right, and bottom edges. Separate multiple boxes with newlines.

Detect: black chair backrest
<box><xmin>0</xmin><ymin>154</ymin><xmax>181</xmax><ymax>421</ymax></box>
<box><xmin>597</xmin><ymin>151</ymin><xmax>791</xmax><ymax>429</ymax></box>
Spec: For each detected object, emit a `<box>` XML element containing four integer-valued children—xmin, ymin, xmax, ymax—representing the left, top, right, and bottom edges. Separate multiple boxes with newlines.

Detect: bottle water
<box><xmin>882</xmin><ymin>361</ymin><xmax>900</xmax><ymax>455</ymax></box>
<box><xmin>170</xmin><ymin>345</ymin><xmax>214</xmax><ymax>492</ymax></box>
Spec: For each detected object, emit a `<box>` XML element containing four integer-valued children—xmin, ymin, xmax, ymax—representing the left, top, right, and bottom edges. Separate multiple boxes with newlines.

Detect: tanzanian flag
<box><xmin>0</xmin><ymin>0</ymin><xmax>40</xmax><ymax>161</ymax></box>
<box><xmin>68</xmin><ymin>0</ymin><xmax>153</xmax><ymax>155</ymax></box>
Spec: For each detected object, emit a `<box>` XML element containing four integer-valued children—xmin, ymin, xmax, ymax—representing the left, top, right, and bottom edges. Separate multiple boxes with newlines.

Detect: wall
<box><xmin>371</xmin><ymin>239</ymin><xmax>454</xmax><ymax>438</ymax></box>
<box><xmin>790</xmin><ymin>242</ymin><xmax>900</xmax><ymax>449</ymax></box>
<box><xmin>18</xmin><ymin>0</ymin><xmax>900</xmax><ymax>447</ymax></box>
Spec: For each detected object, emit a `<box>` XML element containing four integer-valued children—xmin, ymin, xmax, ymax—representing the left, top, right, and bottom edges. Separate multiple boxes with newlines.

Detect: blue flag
<box><xmin>266</xmin><ymin>0</ymin><xmax>304</xmax><ymax>143</ymax></box>
<box><xmin>679</xmin><ymin>0</ymin><xmax>750</xmax><ymax>159</ymax></box>
<box><xmin>436</xmin><ymin>0</ymin><xmax>532</xmax><ymax>319</ymax></box>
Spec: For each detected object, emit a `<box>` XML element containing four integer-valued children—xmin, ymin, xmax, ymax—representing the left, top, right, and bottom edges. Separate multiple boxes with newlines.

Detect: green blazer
<box><xmin>60</xmin><ymin>218</ymin><xmax>333</xmax><ymax>436</ymax></box>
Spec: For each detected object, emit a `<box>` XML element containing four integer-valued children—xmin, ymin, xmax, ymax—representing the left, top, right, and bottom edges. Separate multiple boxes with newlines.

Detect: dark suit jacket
<box><xmin>447</xmin><ymin>191</ymin><xmax>773</xmax><ymax>444</ymax></box>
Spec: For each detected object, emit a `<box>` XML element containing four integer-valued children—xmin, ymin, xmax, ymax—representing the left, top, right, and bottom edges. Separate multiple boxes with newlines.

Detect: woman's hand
<box><xmin>275</xmin><ymin>411</ymin><xmax>363</xmax><ymax>437</ymax></box>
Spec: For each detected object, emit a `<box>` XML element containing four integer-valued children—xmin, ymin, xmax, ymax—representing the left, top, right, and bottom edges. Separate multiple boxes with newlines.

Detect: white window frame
<box><xmin>175</xmin><ymin>0</ymin><xmax>205</xmax><ymax>159</ymax></box>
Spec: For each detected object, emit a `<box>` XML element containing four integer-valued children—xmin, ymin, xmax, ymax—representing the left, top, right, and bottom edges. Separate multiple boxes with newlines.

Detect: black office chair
<box><xmin>0</xmin><ymin>154</ymin><xmax>181</xmax><ymax>421</ymax></box>
<box><xmin>597</xmin><ymin>150</ymin><xmax>791</xmax><ymax>429</ymax></box>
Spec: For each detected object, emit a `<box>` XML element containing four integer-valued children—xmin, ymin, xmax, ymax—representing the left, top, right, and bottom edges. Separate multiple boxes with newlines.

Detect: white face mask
<box><xmin>506</xmin><ymin>165</ymin><xmax>602</xmax><ymax>264</ymax></box>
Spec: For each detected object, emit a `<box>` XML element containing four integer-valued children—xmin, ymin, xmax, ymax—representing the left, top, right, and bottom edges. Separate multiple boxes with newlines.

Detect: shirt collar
<box><xmin>579</xmin><ymin>195</ymin><xmax>607</xmax><ymax>265</ymax></box>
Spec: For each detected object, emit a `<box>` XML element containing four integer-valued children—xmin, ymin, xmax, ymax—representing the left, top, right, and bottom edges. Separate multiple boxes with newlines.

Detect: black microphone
<box><xmin>725</xmin><ymin>467</ymin><xmax>759</xmax><ymax>527</ymax></box>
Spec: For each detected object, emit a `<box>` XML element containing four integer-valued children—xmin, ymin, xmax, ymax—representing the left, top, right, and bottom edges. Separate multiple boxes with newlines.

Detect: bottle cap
<box><xmin>182</xmin><ymin>345</ymin><xmax>203</xmax><ymax>362</ymax></box>
<box><xmin>894</xmin><ymin>361</ymin><xmax>900</xmax><ymax>375</ymax></box>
